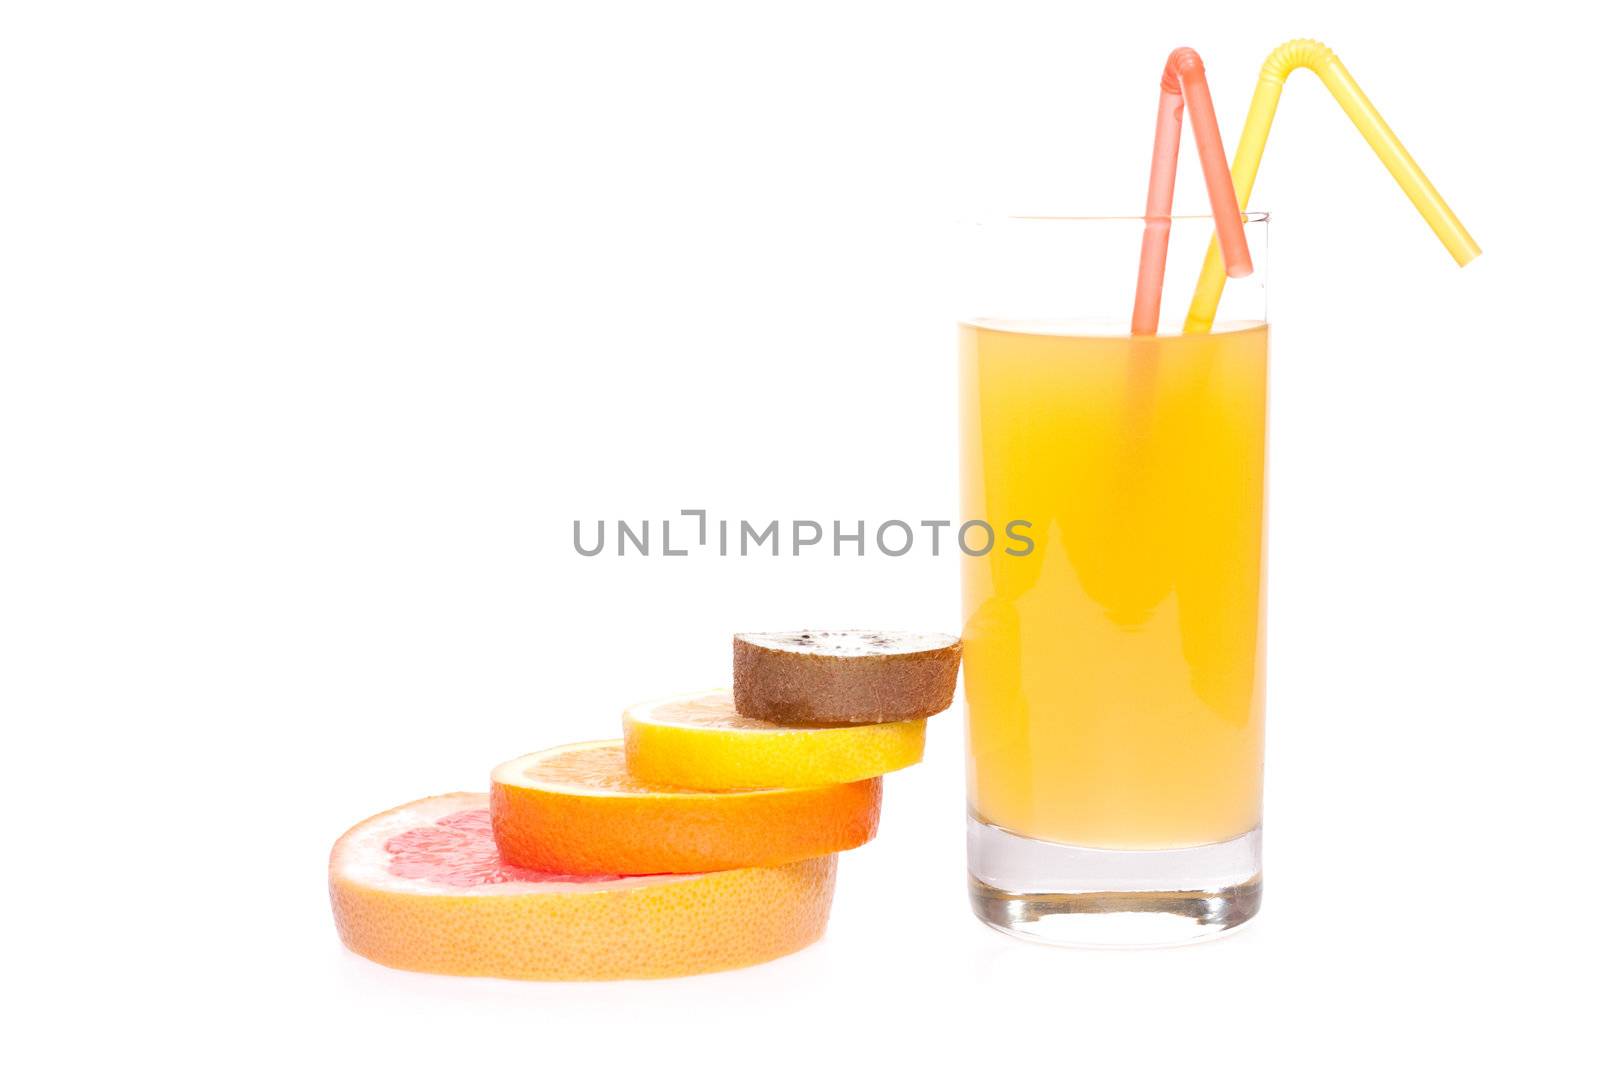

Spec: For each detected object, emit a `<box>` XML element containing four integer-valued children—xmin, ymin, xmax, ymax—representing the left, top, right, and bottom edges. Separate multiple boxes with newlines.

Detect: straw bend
<box><xmin>1259</xmin><ymin>38</ymin><xmax>1339</xmax><ymax>85</ymax></box>
<box><xmin>1131</xmin><ymin>47</ymin><xmax>1253</xmax><ymax>336</ymax></box>
<box><xmin>1182</xmin><ymin>38</ymin><xmax>1480</xmax><ymax>333</ymax></box>
<box><xmin>1161</xmin><ymin>47</ymin><xmax>1203</xmax><ymax>93</ymax></box>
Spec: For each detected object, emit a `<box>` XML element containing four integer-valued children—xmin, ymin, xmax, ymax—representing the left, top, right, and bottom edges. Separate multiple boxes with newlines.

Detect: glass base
<box><xmin>967</xmin><ymin>815</ymin><xmax>1262</xmax><ymax>947</ymax></box>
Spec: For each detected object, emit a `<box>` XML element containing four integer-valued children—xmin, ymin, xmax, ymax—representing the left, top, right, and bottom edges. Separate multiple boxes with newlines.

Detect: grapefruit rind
<box><xmin>623</xmin><ymin>689</ymin><xmax>925</xmax><ymax>789</ymax></box>
<box><xmin>329</xmin><ymin>792</ymin><xmax>836</xmax><ymax>981</ymax></box>
<box><xmin>490</xmin><ymin>741</ymin><xmax>882</xmax><ymax>874</ymax></box>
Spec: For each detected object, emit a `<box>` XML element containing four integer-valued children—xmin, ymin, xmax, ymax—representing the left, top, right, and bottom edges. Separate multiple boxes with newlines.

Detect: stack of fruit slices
<box><xmin>330</xmin><ymin>630</ymin><xmax>961</xmax><ymax>981</ymax></box>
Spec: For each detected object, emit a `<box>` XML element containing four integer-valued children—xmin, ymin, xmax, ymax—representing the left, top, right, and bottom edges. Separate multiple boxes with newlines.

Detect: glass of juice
<box><xmin>959</xmin><ymin>214</ymin><xmax>1270</xmax><ymax>945</ymax></box>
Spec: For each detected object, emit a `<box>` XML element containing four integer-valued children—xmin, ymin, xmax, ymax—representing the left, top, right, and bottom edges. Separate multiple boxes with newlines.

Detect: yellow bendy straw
<box><xmin>1183</xmin><ymin>39</ymin><xmax>1480</xmax><ymax>333</ymax></box>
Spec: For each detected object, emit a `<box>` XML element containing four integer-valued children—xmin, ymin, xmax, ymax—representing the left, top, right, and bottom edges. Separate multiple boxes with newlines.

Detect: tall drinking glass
<box><xmin>959</xmin><ymin>214</ymin><xmax>1270</xmax><ymax>946</ymax></box>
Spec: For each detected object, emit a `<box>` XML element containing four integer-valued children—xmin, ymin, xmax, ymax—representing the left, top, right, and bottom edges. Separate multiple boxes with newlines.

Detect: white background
<box><xmin>5</xmin><ymin>1</ymin><xmax>1596</xmax><ymax>1063</ymax></box>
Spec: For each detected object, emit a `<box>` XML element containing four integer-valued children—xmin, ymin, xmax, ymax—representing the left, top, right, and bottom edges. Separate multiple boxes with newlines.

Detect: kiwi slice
<box><xmin>733</xmin><ymin>630</ymin><xmax>962</xmax><ymax>725</ymax></box>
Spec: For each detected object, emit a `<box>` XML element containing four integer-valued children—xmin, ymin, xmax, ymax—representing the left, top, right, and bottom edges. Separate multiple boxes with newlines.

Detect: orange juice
<box><xmin>959</xmin><ymin>320</ymin><xmax>1268</xmax><ymax>849</ymax></box>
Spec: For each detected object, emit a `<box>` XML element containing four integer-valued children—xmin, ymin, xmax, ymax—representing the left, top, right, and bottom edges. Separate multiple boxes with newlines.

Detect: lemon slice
<box><xmin>622</xmin><ymin>689</ymin><xmax>925</xmax><ymax>790</ymax></box>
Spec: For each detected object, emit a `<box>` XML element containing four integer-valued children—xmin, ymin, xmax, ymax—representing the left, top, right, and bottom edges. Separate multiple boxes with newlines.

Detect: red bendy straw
<box><xmin>1131</xmin><ymin>47</ymin><xmax>1253</xmax><ymax>335</ymax></box>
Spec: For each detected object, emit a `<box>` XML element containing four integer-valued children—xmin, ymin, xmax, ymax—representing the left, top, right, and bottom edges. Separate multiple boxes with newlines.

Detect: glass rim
<box><xmin>972</xmin><ymin>212</ymin><xmax>1270</xmax><ymax>224</ymax></box>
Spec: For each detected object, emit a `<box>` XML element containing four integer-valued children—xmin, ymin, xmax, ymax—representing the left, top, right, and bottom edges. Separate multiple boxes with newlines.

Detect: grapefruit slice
<box><xmin>330</xmin><ymin>793</ymin><xmax>837</xmax><ymax>980</ymax></box>
<box><xmin>490</xmin><ymin>740</ymin><xmax>881</xmax><ymax>874</ymax></box>
<box><xmin>624</xmin><ymin>689</ymin><xmax>925</xmax><ymax>789</ymax></box>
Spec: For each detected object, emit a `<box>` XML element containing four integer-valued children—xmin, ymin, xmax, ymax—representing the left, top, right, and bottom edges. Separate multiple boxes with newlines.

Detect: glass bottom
<box><xmin>966</xmin><ymin>815</ymin><xmax>1262</xmax><ymax>947</ymax></box>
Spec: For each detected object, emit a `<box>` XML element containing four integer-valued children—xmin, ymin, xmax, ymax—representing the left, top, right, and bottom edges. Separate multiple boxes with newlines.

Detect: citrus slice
<box><xmin>490</xmin><ymin>740</ymin><xmax>881</xmax><ymax>874</ymax></box>
<box><xmin>330</xmin><ymin>793</ymin><xmax>837</xmax><ymax>980</ymax></box>
<box><xmin>624</xmin><ymin>689</ymin><xmax>925</xmax><ymax>789</ymax></box>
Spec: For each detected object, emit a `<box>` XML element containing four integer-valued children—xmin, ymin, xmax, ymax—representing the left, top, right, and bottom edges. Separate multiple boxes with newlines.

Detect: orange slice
<box><xmin>330</xmin><ymin>793</ymin><xmax>837</xmax><ymax>980</ymax></box>
<box><xmin>624</xmin><ymin>689</ymin><xmax>925</xmax><ymax>789</ymax></box>
<box><xmin>490</xmin><ymin>740</ymin><xmax>880</xmax><ymax>874</ymax></box>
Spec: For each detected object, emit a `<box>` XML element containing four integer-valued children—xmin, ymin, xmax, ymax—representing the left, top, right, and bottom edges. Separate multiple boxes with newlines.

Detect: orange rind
<box><xmin>490</xmin><ymin>740</ymin><xmax>881</xmax><ymax>874</ymax></box>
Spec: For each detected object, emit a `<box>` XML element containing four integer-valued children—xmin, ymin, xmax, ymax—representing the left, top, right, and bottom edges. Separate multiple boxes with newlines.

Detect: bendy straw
<box><xmin>1132</xmin><ymin>47</ymin><xmax>1253</xmax><ymax>336</ymax></box>
<box><xmin>1183</xmin><ymin>38</ymin><xmax>1480</xmax><ymax>333</ymax></box>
